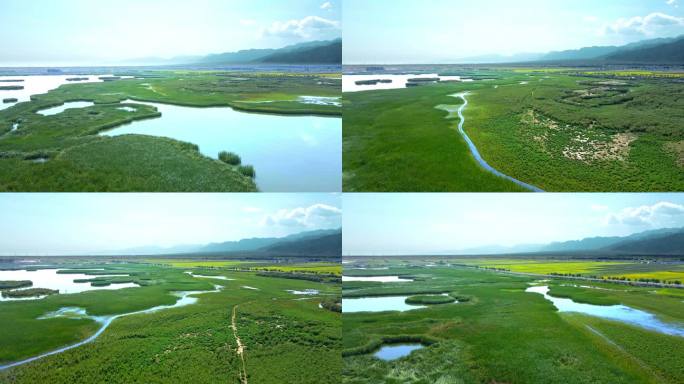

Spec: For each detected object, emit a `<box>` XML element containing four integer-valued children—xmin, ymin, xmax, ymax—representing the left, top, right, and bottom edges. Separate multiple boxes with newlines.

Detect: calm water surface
<box><xmin>0</xmin><ymin>75</ymin><xmax>104</xmax><ymax>111</ymax></box>
<box><xmin>343</xmin><ymin>74</ymin><xmax>465</xmax><ymax>92</ymax></box>
<box><xmin>0</xmin><ymin>269</ymin><xmax>139</xmax><ymax>301</ymax></box>
<box><xmin>342</xmin><ymin>275</ymin><xmax>412</xmax><ymax>282</ymax></box>
<box><xmin>36</xmin><ymin>101</ymin><xmax>95</xmax><ymax>116</ymax></box>
<box><xmin>527</xmin><ymin>285</ymin><xmax>684</xmax><ymax>337</ymax></box>
<box><xmin>342</xmin><ymin>296</ymin><xmax>426</xmax><ymax>313</ymax></box>
<box><xmin>374</xmin><ymin>344</ymin><xmax>424</xmax><ymax>360</ymax></box>
<box><xmin>101</xmin><ymin>99</ymin><xmax>341</xmax><ymax>192</ymax></box>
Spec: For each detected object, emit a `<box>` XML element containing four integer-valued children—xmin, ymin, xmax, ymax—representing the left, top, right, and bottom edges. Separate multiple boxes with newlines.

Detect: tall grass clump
<box><xmin>238</xmin><ymin>165</ymin><xmax>255</xmax><ymax>178</ymax></box>
<box><xmin>218</xmin><ymin>151</ymin><xmax>241</xmax><ymax>165</ymax></box>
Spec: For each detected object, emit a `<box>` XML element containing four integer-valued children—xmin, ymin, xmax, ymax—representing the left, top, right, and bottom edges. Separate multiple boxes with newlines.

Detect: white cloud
<box><xmin>321</xmin><ymin>1</ymin><xmax>333</xmax><ymax>10</ymax></box>
<box><xmin>666</xmin><ymin>0</ymin><xmax>678</xmax><ymax>7</ymax></box>
<box><xmin>602</xmin><ymin>12</ymin><xmax>684</xmax><ymax>36</ymax></box>
<box><xmin>261</xmin><ymin>16</ymin><xmax>340</xmax><ymax>39</ymax></box>
<box><xmin>263</xmin><ymin>203</ymin><xmax>341</xmax><ymax>228</ymax></box>
<box><xmin>606</xmin><ymin>201</ymin><xmax>684</xmax><ymax>227</ymax></box>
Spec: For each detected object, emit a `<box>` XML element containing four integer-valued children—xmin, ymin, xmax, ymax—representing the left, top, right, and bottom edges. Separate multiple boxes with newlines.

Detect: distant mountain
<box><xmin>539</xmin><ymin>227</ymin><xmax>684</xmax><ymax>253</ymax></box>
<box><xmin>603</xmin><ymin>37</ymin><xmax>684</xmax><ymax>64</ymax></box>
<box><xmin>194</xmin><ymin>39</ymin><xmax>341</xmax><ymax>65</ymax></box>
<box><xmin>604</xmin><ymin>229</ymin><xmax>684</xmax><ymax>255</ymax></box>
<box><xmin>259</xmin><ymin>39</ymin><xmax>342</xmax><ymax>64</ymax></box>
<box><xmin>455</xmin><ymin>53</ymin><xmax>544</xmax><ymax>64</ymax></box>
<box><xmin>262</xmin><ymin>232</ymin><xmax>342</xmax><ymax>256</ymax></box>
<box><xmin>537</xmin><ymin>36</ymin><xmax>681</xmax><ymax>62</ymax></box>
<box><xmin>452</xmin><ymin>227</ymin><xmax>684</xmax><ymax>257</ymax></box>
<box><xmin>198</xmin><ymin>229</ymin><xmax>340</xmax><ymax>253</ymax></box>
<box><xmin>118</xmin><ymin>39</ymin><xmax>341</xmax><ymax>66</ymax></box>
<box><xmin>100</xmin><ymin>228</ymin><xmax>341</xmax><ymax>256</ymax></box>
<box><xmin>450</xmin><ymin>243</ymin><xmax>544</xmax><ymax>255</ymax></box>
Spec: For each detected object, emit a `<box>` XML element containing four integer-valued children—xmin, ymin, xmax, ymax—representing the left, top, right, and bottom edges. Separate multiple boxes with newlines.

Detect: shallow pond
<box><xmin>342</xmin><ymin>296</ymin><xmax>426</xmax><ymax>313</ymax></box>
<box><xmin>374</xmin><ymin>343</ymin><xmax>424</xmax><ymax>361</ymax></box>
<box><xmin>526</xmin><ymin>285</ymin><xmax>684</xmax><ymax>337</ymax></box>
<box><xmin>287</xmin><ymin>289</ymin><xmax>319</xmax><ymax>295</ymax></box>
<box><xmin>343</xmin><ymin>74</ymin><xmax>464</xmax><ymax>92</ymax></box>
<box><xmin>100</xmin><ymin>99</ymin><xmax>341</xmax><ymax>192</ymax></box>
<box><xmin>184</xmin><ymin>271</ymin><xmax>234</xmax><ymax>281</ymax></box>
<box><xmin>342</xmin><ymin>275</ymin><xmax>412</xmax><ymax>282</ymax></box>
<box><xmin>0</xmin><ymin>75</ymin><xmax>105</xmax><ymax>111</ymax></box>
<box><xmin>0</xmin><ymin>269</ymin><xmax>139</xmax><ymax>301</ymax></box>
<box><xmin>36</xmin><ymin>101</ymin><xmax>95</xmax><ymax>116</ymax></box>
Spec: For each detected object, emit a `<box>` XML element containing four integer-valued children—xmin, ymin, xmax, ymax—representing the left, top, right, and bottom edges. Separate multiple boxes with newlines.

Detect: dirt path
<box><xmin>231</xmin><ymin>305</ymin><xmax>248</xmax><ymax>384</ymax></box>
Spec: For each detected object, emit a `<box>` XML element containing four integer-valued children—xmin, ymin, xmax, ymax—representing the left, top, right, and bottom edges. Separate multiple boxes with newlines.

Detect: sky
<box><xmin>343</xmin><ymin>0</ymin><xmax>684</xmax><ymax>64</ymax></box>
<box><xmin>0</xmin><ymin>193</ymin><xmax>341</xmax><ymax>255</ymax></box>
<box><xmin>0</xmin><ymin>0</ymin><xmax>341</xmax><ymax>66</ymax></box>
<box><xmin>343</xmin><ymin>193</ymin><xmax>684</xmax><ymax>255</ymax></box>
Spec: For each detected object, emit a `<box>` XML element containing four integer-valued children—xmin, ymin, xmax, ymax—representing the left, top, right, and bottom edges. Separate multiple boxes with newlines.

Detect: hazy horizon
<box><xmin>343</xmin><ymin>194</ymin><xmax>684</xmax><ymax>256</ymax></box>
<box><xmin>0</xmin><ymin>194</ymin><xmax>341</xmax><ymax>256</ymax></box>
<box><xmin>343</xmin><ymin>0</ymin><xmax>684</xmax><ymax>64</ymax></box>
<box><xmin>0</xmin><ymin>0</ymin><xmax>341</xmax><ymax>67</ymax></box>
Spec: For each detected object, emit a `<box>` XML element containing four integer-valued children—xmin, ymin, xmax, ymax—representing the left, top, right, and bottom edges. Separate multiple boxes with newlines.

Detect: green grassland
<box><xmin>447</xmin><ymin>257</ymin><xmax>684</xmax><ymax>284</ymax></box>
<box><xmin>343</xmin><ymin>68</ymin><xmax>683</xmax><ymax>191</ymax></box>
<box><xmin>0</xmin><ymin>259</ymin><xmax>340</xmax><ymax>383</ymax></box>
<box><xmin>0</xmin><ymin>71</ymin><xmax>340</xmax><ymax>191</ymax></box>
<box><xmin>342</xmin><ymin>259</ymin><xmax>684</xmax><ymax>383</ymax></box>
<box><xmin>252</xmin><ymin>263</ymin><xmax>342</xmax><ymax>275</ymax></box>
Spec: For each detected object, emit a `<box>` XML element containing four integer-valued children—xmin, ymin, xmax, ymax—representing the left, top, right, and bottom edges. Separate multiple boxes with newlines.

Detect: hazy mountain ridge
<box><xmin>122</xmin><ymin>39</ymin><xmax>341</xmax><ymax>66</ymax></box>
<box><xmin>450</xmin><ymin>227</ymin><xmax>684</xmax><ymax>256</ymax></box>
<box><xmin>452</xmin><ymin>35</ymin><xmax>684</xmax><ymax>64</ymax></box>
<box><xmin>103</xmin><ymin>228</ymin><xmax>341</xmax><ymax>256</ymax></box>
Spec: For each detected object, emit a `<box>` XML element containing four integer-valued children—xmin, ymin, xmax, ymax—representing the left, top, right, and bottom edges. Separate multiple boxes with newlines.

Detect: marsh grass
<box><xmin>218</xmin><ymin>150</ymin><xmax>241</xmax><ymax>165</ymax></box>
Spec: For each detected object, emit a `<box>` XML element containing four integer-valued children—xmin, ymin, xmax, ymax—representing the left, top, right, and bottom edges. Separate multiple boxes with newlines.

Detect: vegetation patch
<box><xmin>0</xmin><ymin>280</ymin><xmax>32</xmax><ymax>289</ymax></box>
<box><xmin>404</xmin><ymin>294</ymin><xmax>455</xmax><ymax>305</ymax></box>
<box><xmin>1</xmin><ymin>288</ymin><xmax>58</xmax><ymax>298</ymax></box>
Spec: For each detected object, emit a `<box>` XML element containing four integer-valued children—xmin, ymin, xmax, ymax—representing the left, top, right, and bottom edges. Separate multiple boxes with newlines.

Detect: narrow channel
<box><xmin>0</xmin><ymin>286</ymin><xmax>221</xmax><ymax>371</ymax></box>
<box><xmin>450</xmin><ymin>92</ymin><xmax>544</xmax><ymax>192</ymax></box>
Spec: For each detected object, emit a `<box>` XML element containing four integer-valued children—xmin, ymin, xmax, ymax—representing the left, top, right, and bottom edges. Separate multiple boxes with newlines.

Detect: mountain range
<box><xmin>454</xmin><ymin>227</ymin><xmax>684</xmax><ymax>257</ymax></box>
<box><xmin>456</xmin><ymin>35</ymin><xmax>684</xmax><ymax>64</ymax></box>
<box><xmin>124</xmin><ymin>39</ymin><xmax>341</xmax><ymax>66</ymax></box>
<box><xmin>100</xmin><ymin>228</ymin><xmax>342</xmax><ymax>257</ymax></box>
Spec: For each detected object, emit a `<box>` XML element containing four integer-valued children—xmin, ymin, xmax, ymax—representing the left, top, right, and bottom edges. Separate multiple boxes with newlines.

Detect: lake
<box><xmin>342</xmin><ymin>296</ymin><xmax>426</xmax><ymax>313</ymax></box>
<box><xmin>343</xmin><ymin>74</ymin><xmax>466</xmax><ymax>92</ymax></box>
<box><xmin>527</xmin><ymin>285</ymin><xmax>684</xmax><ymax>337</ymax></box>
<box><xmin>0</xmin><ymin>75</ymin><xmax>105</xmax><ymax>111</ymax></box>
<box><xmin>0</xmin><ymin>269</ymin><xmax>140</xmax><ymax>301</ymax></box>
<box><xmin>37</xmin><ymin>101</ymin><xmax>95</xmax><ymax>116</ymax></box>
<box><xmin>100</xmin><ymin>99</ymin><xmax>341</xmax><ymax>192</ymax></box>
<box><xmin>374</xmin><ymin>344</ymin><xmax>424</xmax><ymax>361</ymax></box>
<box><xmin>184</xmin><ymin>271</ymin><xmax>234</xmax><ymax>280</ymax></box>
<box><xmin>342</xmin><ymin>275</ymin><xmax>412</xmax><ymax>282</ymax></box>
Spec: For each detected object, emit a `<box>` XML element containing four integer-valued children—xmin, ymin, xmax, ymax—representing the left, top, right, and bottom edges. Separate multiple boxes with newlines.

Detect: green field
<box><xmin>342</xmin><ymin>258</ymin><xmax>684</xmax><ymax>383</ymax></box>
<box><xmin>0</xmin><ymin>258</ymin><xmax>341</xmax><ymax>383</ymax></box>
<box><xmin>0</xmin><ymin>71</ymin><xmax>340</xmax><ymax>191</ymax></box>
<box><xmin>343</xmin><ymin>68</ymin><xmax>684</xmax><ymax>191</ymax></box>
<box><xmin>446</xmin><ymin>258</ymin><xmax>684</xmax><ymax>284</ymax></box>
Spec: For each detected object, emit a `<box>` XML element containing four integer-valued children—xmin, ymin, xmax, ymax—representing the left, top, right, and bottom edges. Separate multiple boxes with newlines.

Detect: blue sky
<box><xmin>0</xmin><ymin>0</ymin><xmax>341</xmax><ymax>66</ymax></box>
<box><xmin>0</xmin><ymin>194</ymin><xmax>341</xmax><ymax>255</ymax></box>
<box><xmin>344</xmin><ymin>0</ymin><xmax>684</xmax><ymax>63</ymax></box>
<box><xmin>343</xmin><ymin>194</ymin><xmax>684</xmax><ymax>255</ymax></box>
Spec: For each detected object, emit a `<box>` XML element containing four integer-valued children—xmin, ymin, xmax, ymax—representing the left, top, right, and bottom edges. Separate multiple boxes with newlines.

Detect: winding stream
<box><xmin>444</xmin><ymin>92</ymin><xmax>544</xmax><ymax>192</ymax></box>
<box><xmin>527</xmin><ymin>285</ymin><xmax>684</xmax><ymax>337</ymax></box>
<box><xmin>0</xmin><ymin>286</ymin><xmax>221</xmax><ymax>371</ymax></box>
